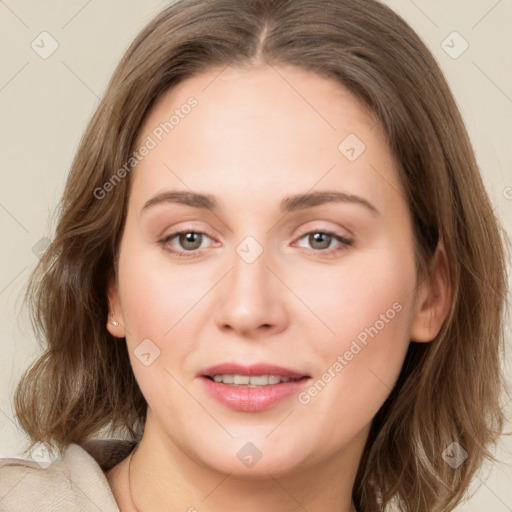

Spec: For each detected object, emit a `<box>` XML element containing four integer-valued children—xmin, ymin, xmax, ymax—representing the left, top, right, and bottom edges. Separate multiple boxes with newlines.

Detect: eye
<box><xmin>294</xmin><ymin>229</ymin><xmax>353</xmax><ymax>256</ymax></box>
<box><xmin>159</xmin><ymin>230</ymin><xmax>215</xmax><ymax>258</ymax></box>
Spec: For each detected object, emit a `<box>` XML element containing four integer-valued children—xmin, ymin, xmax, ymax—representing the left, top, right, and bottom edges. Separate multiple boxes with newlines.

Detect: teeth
<box><xmin>211</xmin><ymin>374</ymin><xmax>295</xmax><ymax>386</ymax></box>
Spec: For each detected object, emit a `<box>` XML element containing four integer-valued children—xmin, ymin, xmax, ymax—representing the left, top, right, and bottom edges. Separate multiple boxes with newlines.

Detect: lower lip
<box><xmin>200</xmin><ymin>377</ymin><xmax>310</xmax><ymax>412</ymax></box>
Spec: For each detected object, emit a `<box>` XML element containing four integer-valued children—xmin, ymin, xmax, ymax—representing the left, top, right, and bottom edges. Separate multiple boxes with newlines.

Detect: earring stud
<box><xmin>111</xmin><ymin>320</ymin><xmax>119</xmax><ymax>326</ymax></box>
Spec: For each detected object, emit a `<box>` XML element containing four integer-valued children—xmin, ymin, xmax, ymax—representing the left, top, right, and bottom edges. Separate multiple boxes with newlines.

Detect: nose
<box><xmin>214</xmin><ymin>245</ymin><xmax>289</xmax><ymax>338</ymax></box>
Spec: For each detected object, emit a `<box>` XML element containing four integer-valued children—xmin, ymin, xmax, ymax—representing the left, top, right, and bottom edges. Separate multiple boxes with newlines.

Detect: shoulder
<box><xmin>0</xmin><ymin>439</ymin><xmax>134</xmax><ymax>512</ymax></box>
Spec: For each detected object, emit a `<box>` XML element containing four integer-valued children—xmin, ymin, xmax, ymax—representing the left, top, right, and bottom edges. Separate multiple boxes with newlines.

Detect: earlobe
<box><xmin>409</xmin><ymin>242</ymin><xmax>452</xmax><ymax>343</ymax></box>
<box><xmin>106</xmin><ymin>274</ymin><xmax>126</xmax><ymax>338</ymax></box>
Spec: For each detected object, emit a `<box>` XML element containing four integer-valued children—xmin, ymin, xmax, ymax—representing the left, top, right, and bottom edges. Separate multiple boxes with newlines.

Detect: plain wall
<box><xmin>0</xmin><ymin>1</ymin><xmax>511</xmax><ymax>510</ymax></box>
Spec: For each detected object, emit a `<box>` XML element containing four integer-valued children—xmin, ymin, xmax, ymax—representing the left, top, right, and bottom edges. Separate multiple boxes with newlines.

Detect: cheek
<box><xmin>117</xmin><ymin>238</ymin><xmax>214</xmax><ymax>340</ymax></box>
<box><xmin>292</xmin><ymin>242</ymin><xmax>416</xmax><ymax>347</ymax></box>
<box><xmin>293</xmin><ymin>245</ymin><xmax>415</xmax><ymax>428</ymax></box>
<box><xmin>116</xmin><ymin>243</ymin><xmax>207</xmax><ymax>407</ymax></box>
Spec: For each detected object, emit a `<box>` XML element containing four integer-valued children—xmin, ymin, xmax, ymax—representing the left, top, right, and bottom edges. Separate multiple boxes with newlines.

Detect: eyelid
<box><xmin>161</xmin><ymin>228</ymin><xmax>217</xmax><ymax>247</ymax></box>
<box><xmin>293</xmin><ymin>221</ymin><xmax>353</xmax><ymax>239</ymax></box>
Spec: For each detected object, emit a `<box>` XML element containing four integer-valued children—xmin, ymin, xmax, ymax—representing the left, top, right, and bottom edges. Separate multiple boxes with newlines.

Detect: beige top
<box><xmin>0</xmin><ymin>439</ymin><xmax>137</xmax><ymax>512</ymax></box>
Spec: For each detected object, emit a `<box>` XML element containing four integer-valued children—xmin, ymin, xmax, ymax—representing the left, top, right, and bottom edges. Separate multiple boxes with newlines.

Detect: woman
<box><xmin>0</xmin><ymin>0</ymin><xmax>509</xmax><ymax>511</ymax></box>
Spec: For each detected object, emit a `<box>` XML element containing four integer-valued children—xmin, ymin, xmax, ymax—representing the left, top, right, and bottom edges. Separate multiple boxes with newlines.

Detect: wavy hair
<box><xmin>14</xmin><ymin>1</ymin><xmax>510</xmax><ymax>510</ymax></box>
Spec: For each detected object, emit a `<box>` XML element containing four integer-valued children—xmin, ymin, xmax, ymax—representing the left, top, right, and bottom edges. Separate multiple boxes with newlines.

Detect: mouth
<box><xmin>198</xmin><ymin>362</ymin><xmax>311</xmax><ymax>411</ymax></box>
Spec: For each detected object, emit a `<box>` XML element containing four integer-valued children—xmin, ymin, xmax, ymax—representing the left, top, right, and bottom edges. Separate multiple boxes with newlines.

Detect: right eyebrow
<box><xmin>141</xmin><ymin>190</ymin><xmax>218</xmax><ymax>215</ymax></box>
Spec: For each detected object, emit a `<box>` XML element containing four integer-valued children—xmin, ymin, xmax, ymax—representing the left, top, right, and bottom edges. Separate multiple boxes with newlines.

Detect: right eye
<box><xmin>159</xmin><ymin>230</ymin><xmax>216</xmax><ymax>258</ymax></box>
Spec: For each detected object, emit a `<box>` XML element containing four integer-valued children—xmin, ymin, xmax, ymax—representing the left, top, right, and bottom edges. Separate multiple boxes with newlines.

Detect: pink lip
<box><xmin>198</xmin><ymin>362</ymin><xmax>311</xmax><ymax>412</ymax></box>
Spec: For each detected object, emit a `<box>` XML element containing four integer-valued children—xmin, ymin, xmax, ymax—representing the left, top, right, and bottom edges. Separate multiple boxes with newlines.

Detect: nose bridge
<box><xmin>231</xmin><ymin>240</ymin><xmax>270</xmax><ymax>298</ymax></box>
<box><xmin>214</xmin><ymin>235</ymin><xmax>287</xmax><ymax>335</ymax></box>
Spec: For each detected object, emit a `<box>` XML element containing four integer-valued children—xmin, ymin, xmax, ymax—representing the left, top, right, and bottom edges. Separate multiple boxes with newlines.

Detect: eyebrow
<box><xmin>140</xmin><ymin>190</ymin><xmax>380</xmax><ymax>216</ymax></box>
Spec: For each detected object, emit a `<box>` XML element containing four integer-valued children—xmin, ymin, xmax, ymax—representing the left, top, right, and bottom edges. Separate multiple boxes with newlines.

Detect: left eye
<box><xmin>295</xmin><ymin>230</ymin><xmax>353</xmax><ymax>254</ymax></box>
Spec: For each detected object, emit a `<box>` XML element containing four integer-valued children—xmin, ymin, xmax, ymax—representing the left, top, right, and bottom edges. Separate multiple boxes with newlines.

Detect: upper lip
<box><xmin>198</xmin><ymin>363</ymin><xmax>310</xmax><ymax>380</ymax></box>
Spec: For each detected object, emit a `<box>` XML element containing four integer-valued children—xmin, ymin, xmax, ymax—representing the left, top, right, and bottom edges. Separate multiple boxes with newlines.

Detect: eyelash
<box><xmin>158</xmin><ymin>229</ymin><xmax>353</xmax><ymax>259</ymax></box>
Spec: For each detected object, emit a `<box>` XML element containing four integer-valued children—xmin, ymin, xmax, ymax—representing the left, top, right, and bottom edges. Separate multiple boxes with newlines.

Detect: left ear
<box><xmin>409</xmin><ymin>241</ymin><xmax>452</xmax><ymax>343</ymax></box>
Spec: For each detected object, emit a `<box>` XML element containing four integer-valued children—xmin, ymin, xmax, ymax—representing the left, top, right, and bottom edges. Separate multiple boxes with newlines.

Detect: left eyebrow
<box><xmin>140</xmin><ymin>189</ymin><xmax>380</xmax><ymax>216</ymax></box>
<box><xmin>281</xmin><ymin>190</ymin><xmax>380</xmax><ymax>216</ymax></box>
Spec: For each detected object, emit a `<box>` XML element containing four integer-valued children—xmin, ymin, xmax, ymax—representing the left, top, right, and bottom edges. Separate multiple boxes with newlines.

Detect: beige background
<box><xmin>1</xmin><ymin>0</ymin><xmax>511</xmax><ymax>510</ymax></box>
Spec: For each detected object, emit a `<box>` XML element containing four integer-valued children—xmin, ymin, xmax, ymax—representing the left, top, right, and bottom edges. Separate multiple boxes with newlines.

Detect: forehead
<box><xmin>129</xmin><ymin>64</ymin><xmax>403</xmax><ymax>217</ymax></box>
<box><xmin>137</xmin><ymin>64</ymin><xmax>379</xmax><ymax>148</ymax></box>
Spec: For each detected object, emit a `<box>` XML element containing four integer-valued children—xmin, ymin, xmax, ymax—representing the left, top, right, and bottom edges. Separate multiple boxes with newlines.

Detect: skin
<box><xmin>105</xmin><ymin>62</ymin><xmax>450</xmax><ymax>512</ymax></box>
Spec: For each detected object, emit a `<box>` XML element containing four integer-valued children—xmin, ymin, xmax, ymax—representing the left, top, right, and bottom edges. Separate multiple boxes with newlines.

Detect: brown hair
<box><xmin>14</xmin><ymin>0</ymin><xmax>510</xmax><ymax>510</ymax></box>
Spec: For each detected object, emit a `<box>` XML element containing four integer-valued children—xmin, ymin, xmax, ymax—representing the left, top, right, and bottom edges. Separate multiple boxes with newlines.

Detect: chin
<box><xmin>190</xmin><ymin>438</ymin><xmax>310</xmax><ymax>479</ymax></box>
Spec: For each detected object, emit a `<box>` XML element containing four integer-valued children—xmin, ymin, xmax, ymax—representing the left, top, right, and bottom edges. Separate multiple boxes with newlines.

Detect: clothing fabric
<box><xmin>0</xmin><ymin>439</ymin><xmax>136</xmax><ymax>512</ymax></box>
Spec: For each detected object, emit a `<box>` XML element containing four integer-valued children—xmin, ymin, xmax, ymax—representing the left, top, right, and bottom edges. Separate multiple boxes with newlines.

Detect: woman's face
<box><xmin>108</xmin><ymin>64</ymin><xmax>435</xmax><ymax>477</ymax></box>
